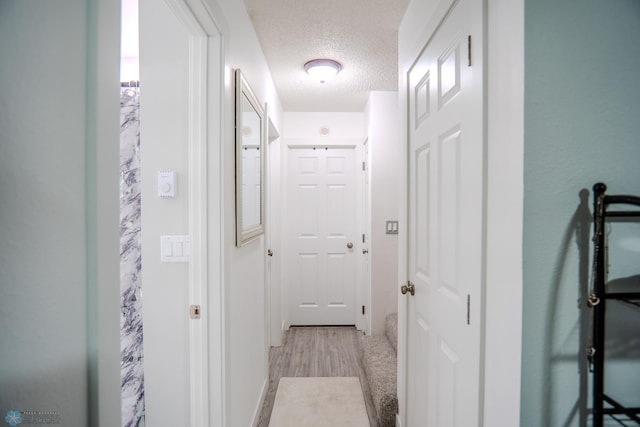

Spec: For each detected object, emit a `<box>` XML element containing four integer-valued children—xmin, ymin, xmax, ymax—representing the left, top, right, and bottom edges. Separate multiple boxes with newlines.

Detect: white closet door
<box><xmin>405</xmin><ymin>0</ymin><xmax>485</xmax><ymax>425</ymax></box>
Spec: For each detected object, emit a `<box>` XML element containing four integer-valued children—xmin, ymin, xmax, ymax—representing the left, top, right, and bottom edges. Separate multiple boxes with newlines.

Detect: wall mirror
<box><xmin>235</xmin><ymin>69</ymin><xmax>265</xmax><ymax>246</ymax></box>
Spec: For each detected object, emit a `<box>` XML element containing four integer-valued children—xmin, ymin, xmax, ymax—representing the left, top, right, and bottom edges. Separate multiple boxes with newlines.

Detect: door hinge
<box><xmin>362</xmin><ymin>161</ymin><xmax>366</xmax><ymax>171</ymax></box>
<box><xmin>466</xmin><ymin>295</ymin><xmax>471</xmax><ymax>325</ymax></box>
<box><xmin>468</xmin><ymin>35</ymin><xmax>472</xmax><ymax>67</ymax></box>
<box><xmin>362</xmin><ymin>305</ymin><xmax>366</xmax><ymax>315</ymax></box>
<box><xmin>190</xmin><ymin>304</ymin><xmax>201</xmax><ymax>320</ymax></box>
<box><xmin>362</xmin><ymin>233</ymin><xmax>366</xmax><ymax>243</ymax></box>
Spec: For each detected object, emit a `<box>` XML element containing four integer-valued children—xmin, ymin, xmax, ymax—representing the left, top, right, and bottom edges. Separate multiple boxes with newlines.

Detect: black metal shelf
<box><xmin>590</xmin><ymin>183</ymin><xmax>640</xmax><ymax>427</ymax></box>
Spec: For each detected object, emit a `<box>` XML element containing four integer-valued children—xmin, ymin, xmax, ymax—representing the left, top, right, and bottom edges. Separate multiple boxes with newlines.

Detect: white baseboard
<box><xmin>251</xmin><ymin>377</ymin><xmax>269</xmax><ymax>427</ymax></box>
<box><xmin>396</xmin><ymin>413</ymin><xmax>403</xmax><ymax>427</ymax></box>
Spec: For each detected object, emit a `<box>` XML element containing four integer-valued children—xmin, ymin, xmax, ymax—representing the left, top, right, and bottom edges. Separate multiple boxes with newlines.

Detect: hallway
<box><xmin>256</xmin><ymin>327</ymin><xmax>378</xmax><ymax>426</ymax></box>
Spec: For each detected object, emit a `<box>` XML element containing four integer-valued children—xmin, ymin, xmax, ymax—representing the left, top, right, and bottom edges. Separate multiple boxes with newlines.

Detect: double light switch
<box><xmin>161</xmin><ymin>235</ymin><xmax>190</xmax><ymax>262</ymax></box>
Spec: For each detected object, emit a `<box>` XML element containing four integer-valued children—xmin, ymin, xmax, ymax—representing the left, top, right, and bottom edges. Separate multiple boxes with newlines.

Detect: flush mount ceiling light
<box><xmin>304</xmin><ymin>59</ymin><xmax>342</xmax><ymax>83</ymax></box>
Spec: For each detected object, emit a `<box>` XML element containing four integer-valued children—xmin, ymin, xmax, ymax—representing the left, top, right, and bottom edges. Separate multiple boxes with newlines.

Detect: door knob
<box><xmin>267</xmin><ymin>249</ymin><xmax>273</xmax><ymax>257</ymax></box>
<box><xmin>401</xmin><ymin>282</ymin><xmax>415</xmax><ymax>296</ymax></box>
<box><xmin>347</xmin><ymin>242</ymin><xmax>354</xmax><ymax>249</ymax></box>
<box><xmin>362</xmin><ymin>249</ymin><xmax>369</xmax><ymax>254</ymax></box>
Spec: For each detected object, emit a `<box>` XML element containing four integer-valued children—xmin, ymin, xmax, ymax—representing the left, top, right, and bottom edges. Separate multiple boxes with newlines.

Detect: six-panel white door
<box><xmin>286</xmin><ymin>147</ymin><xmax>357</xmax><ymax>325</ymax></box>
<box><xmin>405</xmin><ymin>0</ymin><xmax>484</xmax><ymax>425</ymax></box>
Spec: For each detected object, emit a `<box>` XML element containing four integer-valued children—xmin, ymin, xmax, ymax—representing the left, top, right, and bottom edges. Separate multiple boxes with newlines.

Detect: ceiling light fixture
<box><xmin>304</xmin><ymin>59</ymin><xmax>342</xmax><ymax>84</ymax></box>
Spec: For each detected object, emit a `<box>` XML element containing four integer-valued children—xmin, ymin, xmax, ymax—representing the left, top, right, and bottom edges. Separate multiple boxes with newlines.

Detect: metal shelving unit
<box><xmin>589</xmin><ymin>183</ymin><xmax>640</xmax><ymax>427</ymax></box>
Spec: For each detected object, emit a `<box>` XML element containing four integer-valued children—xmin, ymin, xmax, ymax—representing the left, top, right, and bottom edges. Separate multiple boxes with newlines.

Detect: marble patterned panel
<box><xmin>120</xmin><ymin>87</ymin><xmax>145</xmax><ymax>427</ymax></box>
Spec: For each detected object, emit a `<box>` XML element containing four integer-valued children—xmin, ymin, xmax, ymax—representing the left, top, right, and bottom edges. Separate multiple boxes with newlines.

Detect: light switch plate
<box><xmin>160</xmin><ymin>235</ymin><xmax>190</xmax><ymax>262</ymax></box>
<box><xmin>386</xmin><ymin>220</ymin><xmax>399</xmax><ymax>235</ymax></box>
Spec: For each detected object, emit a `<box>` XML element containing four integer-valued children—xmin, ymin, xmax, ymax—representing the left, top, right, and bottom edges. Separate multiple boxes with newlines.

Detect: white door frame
<box><xmin>356</xmin><ymin>138</ymin><xmax>372</xmax><ymax>335</ymax></box>
<box><xmin>397</xmin><ymin>0</ymin><xmax>524</xmax><ymax>425</ymax></box>
<box><xmin>157</xmin><ymin>1</ymin><xmax>228</xmax><ymax>425</ymax></box>
<box><xmin>265</xmin><ymin>111</ymin><xmax>283</xmax><ymax>347</ymax></box>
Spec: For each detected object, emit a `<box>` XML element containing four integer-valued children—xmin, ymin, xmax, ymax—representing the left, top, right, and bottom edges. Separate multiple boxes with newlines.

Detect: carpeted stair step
<box><xmin>359</xmin><ymin>313</ymin><xmax>398</xmax><ymax>427</ymax></box>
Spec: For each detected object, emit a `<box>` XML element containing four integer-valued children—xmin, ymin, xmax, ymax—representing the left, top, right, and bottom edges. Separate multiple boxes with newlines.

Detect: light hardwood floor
<box><xmin>256</xmin><ymin>326</ymin><xmax>378</xmax><ymax>427</ymax></box>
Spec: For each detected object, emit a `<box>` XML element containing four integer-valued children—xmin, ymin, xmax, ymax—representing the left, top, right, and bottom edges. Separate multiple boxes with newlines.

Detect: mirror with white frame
<box><xmin>235</xmin><ymin>69</ymin><xmax>265</xmax><ymax>246</ymax></box>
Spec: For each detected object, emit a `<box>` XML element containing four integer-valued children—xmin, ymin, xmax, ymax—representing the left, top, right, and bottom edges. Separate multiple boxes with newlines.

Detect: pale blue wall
<box><xmin>0</xmin><ymin>4</ymin><xmax>90</xmax><ymax>425</ymax></box>
<box><xmin>522</xmin><ymin>1</ymin><xmax>640</xmax><ymax>426</ymax></box>
<box><xmin>0</xmin><ymin>1</ymin><xmax>120</xmax><ymax>426</ymax></box>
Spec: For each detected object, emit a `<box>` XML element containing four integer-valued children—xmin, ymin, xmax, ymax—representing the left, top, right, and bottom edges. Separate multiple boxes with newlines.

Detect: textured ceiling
<box><xmin>246</xmin><ymin>0</ymin><xmax>409</xmax><ymax>112</ymax></box>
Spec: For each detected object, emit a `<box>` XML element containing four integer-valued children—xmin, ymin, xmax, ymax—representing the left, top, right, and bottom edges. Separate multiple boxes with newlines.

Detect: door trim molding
<box><xmin>159</xmin><ymin>0</ymin><xmax>226</xmax><ymax>426</ymax></box>
<box><xmin>186</xmin><ymin>31</ymin><xmax>210</xmax><ymax>427</ymax></box>
<box><xmin>287</xmin><ymin>144</ymin><xmax>358</xmax><ymax>149</ymax></box>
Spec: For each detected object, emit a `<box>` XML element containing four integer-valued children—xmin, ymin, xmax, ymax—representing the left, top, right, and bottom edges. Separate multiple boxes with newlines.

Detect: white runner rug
<box><xmin>269</xmin><ymin>377</ymin><xmax>369</xmax><ymax>427</ymax></box>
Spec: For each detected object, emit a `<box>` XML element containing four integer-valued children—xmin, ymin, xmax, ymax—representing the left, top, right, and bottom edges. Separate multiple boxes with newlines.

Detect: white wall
<box><xmin>214</xmin><ymin>1</ymin><xmax>284</xmax><ymax>425</ymax></box>
<box><xmin>284</xmin><ymin>112</ymin><xmax>365</xmax><ymax>142</ymax></box>
<box><xmin>365</xmin><ymin>92</ymin><xmax>401</xmax><ymax>335</ymax></box>
<box><xmin>0</xmin><ymin>1</ymin><xmax>121</xmax><ymax>426</ymax></box>
<box><xmin>138</xmin><ymin>1</ymin><xmax>192</xmax><ymax>424</ymax></box>
<box><xmin>138</xmin><ymin>0</ymin><xmax>283</xmax><ymax>425</ymax></box>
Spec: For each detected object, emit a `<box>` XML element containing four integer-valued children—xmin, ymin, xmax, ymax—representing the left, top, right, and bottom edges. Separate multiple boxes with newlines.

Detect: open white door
<box><xmin>403</xmin><ymin>0</ymin><xmax>485</xmax><ymax>425</ymax></box>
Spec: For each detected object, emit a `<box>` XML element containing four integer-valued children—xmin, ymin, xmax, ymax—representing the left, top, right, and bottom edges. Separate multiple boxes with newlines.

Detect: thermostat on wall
<box><xmin>158</xmin><ymin>171</ymin><xmax>176</xmax><ymax>198</ymax></box>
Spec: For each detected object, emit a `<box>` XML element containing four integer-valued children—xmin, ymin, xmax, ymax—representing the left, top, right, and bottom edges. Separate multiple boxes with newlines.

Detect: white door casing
<box><xmin>265</xmin><ymin>108</ymin><xmax>283</xmax><ymax>348</ymax></box>
<box><xmin>405</xmin><ymin>0</ymin><xmax>484</xmax><ymax>426</ymax></box>
<box><xmin>286</xmin><ymin>146</ymin><xmax>358</xmax><ymax>325</ymax></box>
<box><xmin>139</xmin><ymin>0</ymin><xmax>226</xmax><ymax>425</ymax></box>
<box><xmin>359</xmin><ymin>139</ymin><xmax>372</xmax><ymax>334</ymax></box>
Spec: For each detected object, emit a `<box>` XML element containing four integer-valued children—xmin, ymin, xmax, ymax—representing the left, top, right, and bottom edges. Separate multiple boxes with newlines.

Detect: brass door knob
<box><xmin>347</xmin><ymin>242</ymin><xmax>354</xmax><ymax>249</ymax></box>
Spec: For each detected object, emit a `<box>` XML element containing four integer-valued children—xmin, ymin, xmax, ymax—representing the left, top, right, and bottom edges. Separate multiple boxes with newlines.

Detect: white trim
<box><xmin>355</xmin><ymin>137</ymin><xmax>372</xmax><ymax>335</ymax></box>
<box><xmin>206</xmin><ymin>21</ymin><xmax>228</xmax><ymax>427</ymax></box>
<box><xmin>251</xmin><ymin>378</ymin><xmax>269</xmax><ymax>427</ymax></box>
<box><xmin>482</xmin><ymin>0</ymin><xmax>524</xmax><ymax>424</ymax></box>
<box><xmin>287</xmin><ymin>144</ymin><xmax>358</xmax><ymax>149</ymax></box>
<box><xmin>286</xmin><ymin>137</ymin><xmax>361</xmax><ymax>148</ymax></box>
<box><xmin>265</xmin><ymin>105</ymin><xmax>284</xmax><ymax>348</ymax></box>
<box><xmin>155</xmin><ymin>1</ymin><xmax>227</xmax><ymax>426</ymax></box>
<box><xmin>187</xmin><ymin>32</ymin><xmax>209</xmax><ymax>427</ymax></box>
<box><xmin>263</xmin><ymin>102</ymin><xmax>271</xmax><ymax>376</ymax></box>
<box><xmin>185</xmin><ymin>0</ymin><xmax>227</xmax><ymax>36</ymax></box>
<box><xmin>184</xmin><ymin>2</ymin><xmax>228</xmax><ymax>425</ymax></box>
<box><xmin>157</xmin><ymin>2</ymin><xmax>210</xmax><ymax>425</ymax></box>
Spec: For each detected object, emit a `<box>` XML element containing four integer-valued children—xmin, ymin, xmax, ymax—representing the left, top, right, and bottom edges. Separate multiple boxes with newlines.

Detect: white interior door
<box><xmin>405</xmin><ymin>0</ymin><xmax>484</xmax><ymax>425</ymax></box>
<box><xmin>286</xmin><ymin>146</ymin><xmax>358</xmax><ymax>325</ymax></box>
